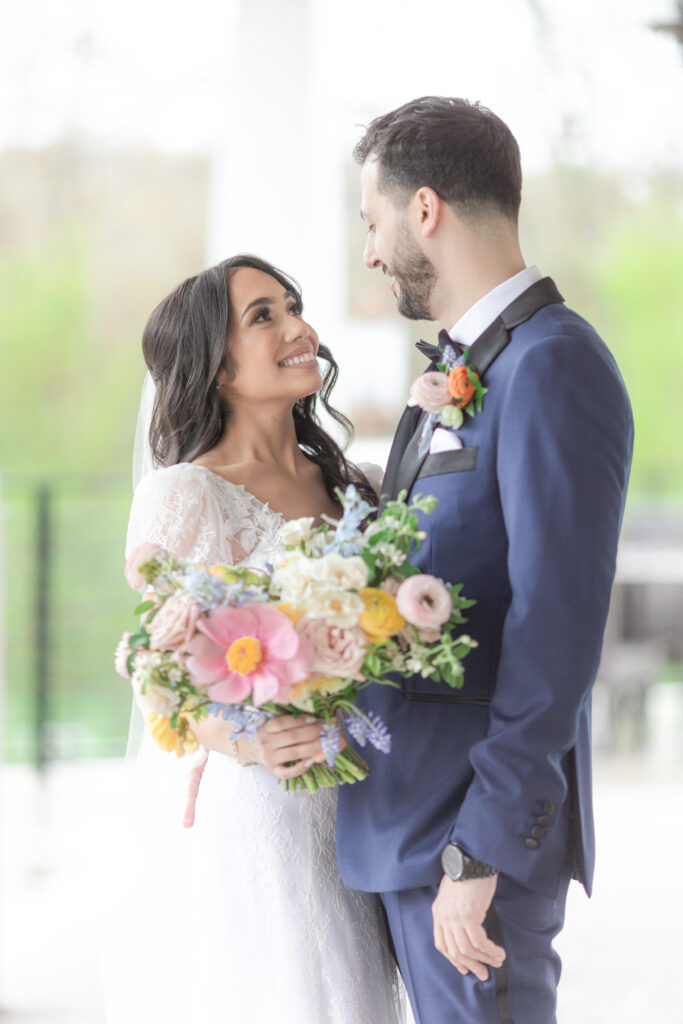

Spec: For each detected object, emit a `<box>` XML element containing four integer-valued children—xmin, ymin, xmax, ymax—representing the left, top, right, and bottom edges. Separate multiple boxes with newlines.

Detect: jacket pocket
<box><xmin>405</xmin><ymin>691</ymin><xmax>490</xmax><ymax>706</ymax></box>
<box><xmin>417</xmin><ymin>446</ymin><xmax>478</xmax><ymax>480</ymax></box>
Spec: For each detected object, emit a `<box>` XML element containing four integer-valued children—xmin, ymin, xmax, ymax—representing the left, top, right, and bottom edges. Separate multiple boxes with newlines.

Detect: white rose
<box><xmin>131</xmin><ymin>652</ymin><xmax>182</xmax><ymax>717</ymax></box>
<box><xmin>305</xmin><ymin>588</ymin><xmax>364</xmax><ymax>628</ymax></box>
<box><xmin>271</xmin><ymin>556</ymin><xmax>316</xmax><ymax>603</ymax></box>
<box><xmin>278</xmin><ymin>517</ymin><xmax>316</xmax><ymax>548</ymax></box>
<box><xmin>143</xmin><ymin>682</ymin><xmax>182</xmax><ymax>717</ymax></box>
<box><xmin>312</xmin><ymin>553</ymin><xmax>368</xmax><ymax>591</ymax></box>
<box><xmin>133</xmin><ymin>676</ymin><xmax>182</xmax><ymax>718</ymax></box>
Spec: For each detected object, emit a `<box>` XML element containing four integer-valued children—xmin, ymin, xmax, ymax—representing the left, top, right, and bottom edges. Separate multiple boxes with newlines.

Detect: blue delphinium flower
<box><xmin>239</xmin><ymin>585</ymin><xmax>269</xmax><ymax>604</ymax></box>
<box><xmin>319</xmin><ymin>721</ymin><xmax>343</xmax><ymax>768</ymax></box>
<box><xmin>324</xmin><ymin>484</ymin><xmax>375</xmax><ymax>556</ymax></box>
<box><xmin>183</xmin><ymin>567</ymin><xmax>227</xmax><ymax>611</ymax></box>
<box><xmin>205</xmin><ymin>702</ymin><xmax>269</xmax><ymax>740</ymax></box>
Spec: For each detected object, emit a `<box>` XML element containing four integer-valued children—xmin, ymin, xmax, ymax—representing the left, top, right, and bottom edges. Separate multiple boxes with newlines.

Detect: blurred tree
<box><xmin>0</xmin><ymin>229</ymin><xmax>138</xmax><ymax>482</ymax></box>
<box><xmin>0</xmin><ymin>142</ymin><xmax>209</xmax><ymax>484</ymax></box>
<box><xmin>521</xmin><ymin>167</ymin><xmax>683</xmax><ymax>499</ymax></box>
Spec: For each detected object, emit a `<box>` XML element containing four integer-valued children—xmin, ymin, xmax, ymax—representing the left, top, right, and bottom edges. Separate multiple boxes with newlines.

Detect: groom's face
<box><xmin>360</xmin><ymin>158</ymin><xmax>437</xmax><ymax>321</ymax></box>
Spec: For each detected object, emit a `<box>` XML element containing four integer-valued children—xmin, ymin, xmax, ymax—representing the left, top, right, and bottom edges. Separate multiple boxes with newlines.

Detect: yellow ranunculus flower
<box><xmin>144</xmin><ymin>711</ymin><xmax>199</xmax><ymax>758</ymax></box>
<box><xmin>359</xmin><ymin>587</ymin><xmax>406</xmax><ymax>643</ymax></box>
<box><xmin>277</xmin><ymin>602</ymin><xmax>306</xmax><ymax>626</ymax></box>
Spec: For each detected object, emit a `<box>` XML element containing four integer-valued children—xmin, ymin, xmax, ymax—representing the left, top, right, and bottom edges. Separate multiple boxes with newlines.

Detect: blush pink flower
<box><xmin>114</xmin><ymin>632</ymin><xmax>134</xmax><ymax>678</ymax></box>
<box><xmin>396</xmin><ymin>574</ymin><xmax>453</xmax><ymax>629</ymax></box>
<box><xmin>125</xmin><ymin>542</ymin><xmax>165</xmax><ymax>591</ymax></box>
<box><xmin>397</xmin><ymin>624</ymin><xmax>442</xmax><ymax>648</ymax></box>
<box><xmin>408</xmin><ymin>372</ymin><xmax>450</xmax><ymax>413</ymax></box>
<box><xmin>185</xmin><ymin>602</ymin><xmax>312</xmax><ymax>706</ymax></box>
<box><xmin>148</xmin><ymin>592</ymin><xmax>201</xmax><ymax>653</ymax></box>
<box><xmin>296</xmin><ymin>619</ymin><xmax>366</xmax><ymax>681</ymax></box>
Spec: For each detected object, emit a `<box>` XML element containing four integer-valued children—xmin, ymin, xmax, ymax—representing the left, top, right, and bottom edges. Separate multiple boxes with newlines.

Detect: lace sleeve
<box><xmin>125</xmin><ymin>464</ymin><xmax>230</xmax><ymax>564</ymax></box>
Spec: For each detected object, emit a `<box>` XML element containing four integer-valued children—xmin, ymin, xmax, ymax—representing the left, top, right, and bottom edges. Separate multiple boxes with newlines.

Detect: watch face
<box><xmin>441</xmin><ymin>844</ymin><xmax>465</xmax><ymax>880</ymax></box>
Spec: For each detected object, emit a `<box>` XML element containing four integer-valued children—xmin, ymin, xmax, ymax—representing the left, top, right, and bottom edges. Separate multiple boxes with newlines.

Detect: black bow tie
<box><xmin>415</xmin><ymin>330</ymin><xmax>466</xmax><ymax>363</ymax></box>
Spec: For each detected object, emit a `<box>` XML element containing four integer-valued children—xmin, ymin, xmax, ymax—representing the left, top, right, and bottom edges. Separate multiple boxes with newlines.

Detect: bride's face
<box><xmin>223</xmin><ymin>267</ymin><xmax>322</xmax><ymax>405</ymax></box>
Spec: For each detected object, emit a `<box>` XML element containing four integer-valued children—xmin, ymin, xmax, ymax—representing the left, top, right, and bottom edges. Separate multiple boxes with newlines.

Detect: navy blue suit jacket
<box><xmin>337</xmin><ymin>278</ymin><xmax>633</xmax><ymax>900</ymax></box>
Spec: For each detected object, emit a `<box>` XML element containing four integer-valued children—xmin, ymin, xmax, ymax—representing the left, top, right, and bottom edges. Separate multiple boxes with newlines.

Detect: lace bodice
<box><xmin>126</xmin><ymin>462</ymin><xmax>287</xmax><ymax>567</ymax></box>
<box><xmin>126</xmin><ymin>460</ymin><xmax>385</xmax><ymax>569</ymax></box>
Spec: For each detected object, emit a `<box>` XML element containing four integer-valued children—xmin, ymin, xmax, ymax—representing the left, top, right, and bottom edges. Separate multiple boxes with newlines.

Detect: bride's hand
<box><xmin>254</xmin><ymin>716</ymin><xmax>347</xmax><ymax>780</ymax></box>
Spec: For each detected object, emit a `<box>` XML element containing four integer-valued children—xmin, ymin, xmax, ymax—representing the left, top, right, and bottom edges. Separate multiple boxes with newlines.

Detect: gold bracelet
<box><xmin>231</xmin><ymin>739</ymin><xmax>255</xmax><ymax>767</ymax></box>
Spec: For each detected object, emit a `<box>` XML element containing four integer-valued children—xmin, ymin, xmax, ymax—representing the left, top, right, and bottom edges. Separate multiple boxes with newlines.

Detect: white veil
<box><xmin>126</xmin><ymin>371</ymin><xmax>158</xmax><ymax>759</ymax></box>
<box><xmin>132</xmin><ymin>371</ymin><xmax>158</xmax><ymax>489</ymax></box>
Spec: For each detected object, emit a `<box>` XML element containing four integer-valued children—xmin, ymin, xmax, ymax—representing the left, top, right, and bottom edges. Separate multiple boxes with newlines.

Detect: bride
<box><xmin>115</xmin><ymin>254</ymin><xmax>404</xmax><ymax>1023</ymax></box>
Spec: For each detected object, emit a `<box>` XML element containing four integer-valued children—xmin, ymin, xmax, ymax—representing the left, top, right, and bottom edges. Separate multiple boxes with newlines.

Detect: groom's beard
<box><xmin>392</xmin><ymin>221</ymin><xmax>437</xmax><ymax>321</ymax></box>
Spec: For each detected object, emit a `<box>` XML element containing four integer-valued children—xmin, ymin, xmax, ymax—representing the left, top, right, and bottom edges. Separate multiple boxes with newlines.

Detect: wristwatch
<box><xmin>441</xmin><ymin>843</ymin><xmax>498</xmax><ymax>881</ymax></box>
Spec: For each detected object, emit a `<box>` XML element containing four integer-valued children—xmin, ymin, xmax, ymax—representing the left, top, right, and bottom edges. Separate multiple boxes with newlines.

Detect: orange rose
<box><xmin>447</xmin><ymin>366</ymin><xmax>477</xmax><ymax>407</ymax></box>
<box><xmin>359</xmin><ymin>588</ymin><xmax>406</xmax><ymax>643</ymax></box>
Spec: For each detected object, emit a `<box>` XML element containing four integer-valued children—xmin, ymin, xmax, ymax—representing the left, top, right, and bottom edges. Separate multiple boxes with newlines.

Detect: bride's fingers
<box><xmin>274</xmin><ymin>759</ymin><xmax>317</xmax><ymax>779</ymax></box>
<box><xmin>261</xmin><ymin>715</ymin><xmax>315</xmax><ymax>735</ymax></box>
<box><xmin>261</xmin><ymin>721</ymin><xmax>322</xmax><ymax>747</ymax></box>
<box><xmin>271</xmin><ymin>741</ymin><xmax>323</xmax><ymax>765</ymax></box>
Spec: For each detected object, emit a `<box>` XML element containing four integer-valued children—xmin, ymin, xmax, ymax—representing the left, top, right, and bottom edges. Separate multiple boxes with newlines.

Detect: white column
<box><xmin>206</xmin><ymin>0</ymin><xmax>409</xmax><ymax>468</ymax></box>
<box><xmin>206</xmin><ymin>0</ymin><xmax>317</xmax><ymax>285</ymax></box>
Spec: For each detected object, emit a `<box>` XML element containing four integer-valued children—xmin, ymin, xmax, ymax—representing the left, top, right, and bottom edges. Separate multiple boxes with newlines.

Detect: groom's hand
<box><xmin>432</xmin><ymin>874</ymin><xmax>506</xmax><ymax>981</ymax></box>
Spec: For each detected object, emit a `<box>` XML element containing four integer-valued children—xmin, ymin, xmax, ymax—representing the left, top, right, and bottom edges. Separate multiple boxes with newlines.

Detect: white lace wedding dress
<box><xmin>112</xmin><ymin>462</ymin><xmax>404</xmax><ymax>1024</ymax></box>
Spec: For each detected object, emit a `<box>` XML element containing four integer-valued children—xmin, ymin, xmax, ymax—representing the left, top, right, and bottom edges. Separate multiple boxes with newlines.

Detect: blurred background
<box><xmin>0</xmin><ymin>0</ymin><xmax>682</xmax><ymax>1020</ymax></box>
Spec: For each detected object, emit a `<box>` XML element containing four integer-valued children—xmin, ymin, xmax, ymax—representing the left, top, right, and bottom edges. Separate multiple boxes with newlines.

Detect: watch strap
<box><xmin>460</xmin><ymin>856</ymin><xmax>498</xmax><ymax>880</ymax></box>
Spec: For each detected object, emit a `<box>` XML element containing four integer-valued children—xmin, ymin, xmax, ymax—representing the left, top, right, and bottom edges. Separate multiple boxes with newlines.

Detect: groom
<box><xmin>336</xmin><ymin>97</ymin><xmax>633</xmax><ymax>1023</ymax></box>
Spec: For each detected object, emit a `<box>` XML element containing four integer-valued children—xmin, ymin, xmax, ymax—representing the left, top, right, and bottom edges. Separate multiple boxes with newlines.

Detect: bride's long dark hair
<box><xmin>142</xmin><ymin>254</ymin><xmax>376</xmax><ymax>505</ymax></box>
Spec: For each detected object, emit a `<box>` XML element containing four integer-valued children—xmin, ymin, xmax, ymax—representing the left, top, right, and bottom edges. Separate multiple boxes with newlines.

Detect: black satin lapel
<box><xmin>501</xmin><ymin>276</ymin><xmax>564</xmax><ymax>330</ymax></box>
<box><xmin>468</xmin><ymin>276</ymin><xmax>564</xmax><ymax>377</ymax></box>
<box><xmin>467</xmin><ymin>316</ymin><xmax>509</xmax><ymax>378</ymax></box>
<box><xmin>381</xmin><ymin>405</ymin><xmax>424</xmax><ymax>505</ymax></box>
<box><xmin>391</xmin><ymin>411</ymin><xmax>430</xmax><ymax>499</ymax></box>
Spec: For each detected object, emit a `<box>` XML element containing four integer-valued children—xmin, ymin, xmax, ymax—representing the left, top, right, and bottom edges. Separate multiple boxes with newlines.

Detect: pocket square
<box><xmin>429</xmin><ymin>427</ymin><xmax>463</xmax><ymax>454</ymax></box>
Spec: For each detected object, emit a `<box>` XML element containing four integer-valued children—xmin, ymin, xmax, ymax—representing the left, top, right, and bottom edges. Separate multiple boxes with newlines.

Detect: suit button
<box><xmin>524</xmin><ymin>838</ymin><xmax>539</xmax><ymax>851</ymax></box>
<box><xmin>537</xmin><ymin>815</ymin><xmax>552</xmax><ymax>827</ymax></box>
<box><xmin>531</xmin><ymin>826</ymin><xmax>546</xmax><ymax>840</ymax></box>
<box><xmin>543</xmin><ymin>801</ymin><xmax>556</xmax><ymax>814</ymax></box>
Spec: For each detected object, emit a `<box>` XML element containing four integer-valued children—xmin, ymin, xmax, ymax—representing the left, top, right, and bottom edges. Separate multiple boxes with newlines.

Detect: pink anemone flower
<box><xmin>185</xmin><ymin>603</ymin><xmax>312</xmax><ymax>707</ymax></box>
<box><xmin>395</xmin><ymin>574</ymin><xmax>453</xmax><ymax>629</ymax></box>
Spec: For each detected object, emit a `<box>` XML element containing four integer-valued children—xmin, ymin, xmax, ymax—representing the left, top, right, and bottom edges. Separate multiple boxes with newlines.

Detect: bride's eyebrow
<box><xmin>240</xmin><ymin>290</ymin><xmax>296</xmax><ymax>321</ymax></box>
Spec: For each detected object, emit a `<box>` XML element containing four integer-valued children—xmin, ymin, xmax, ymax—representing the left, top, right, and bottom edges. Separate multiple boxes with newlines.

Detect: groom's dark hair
<box><xmin>354</xmin><ymin>96</ymin><xmax>522</xmax><ymax>222</ymax></box>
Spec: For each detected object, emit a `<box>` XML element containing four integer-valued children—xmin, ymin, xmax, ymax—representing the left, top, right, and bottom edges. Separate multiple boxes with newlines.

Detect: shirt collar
<box><xmin>447</xmin><ymin>265</ymin><xmax>542</xmax><ymax>347</ymax></box>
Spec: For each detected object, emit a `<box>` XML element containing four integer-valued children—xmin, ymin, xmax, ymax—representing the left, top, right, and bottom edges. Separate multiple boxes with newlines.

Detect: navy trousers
<box><xmin>380</xmin><ymin>870</ymin><xmax>571</xmax><ymax>1024</ymax></box>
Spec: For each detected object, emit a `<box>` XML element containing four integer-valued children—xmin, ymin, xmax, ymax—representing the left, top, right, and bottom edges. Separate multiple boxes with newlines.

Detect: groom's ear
<box><xmin>413</xmin><ymin>186</ymin><xmax>442</xmax><ymax>238</ymax></box>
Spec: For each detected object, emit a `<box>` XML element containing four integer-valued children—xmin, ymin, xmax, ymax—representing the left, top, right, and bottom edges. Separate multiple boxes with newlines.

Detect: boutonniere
<box><xmin>408</xmin><ymin>344</ymin><xmax>487</xmax><ymax>430</ymax></box>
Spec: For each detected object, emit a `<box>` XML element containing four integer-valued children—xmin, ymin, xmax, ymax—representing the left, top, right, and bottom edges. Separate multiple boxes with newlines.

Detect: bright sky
<box><xmin>1</xmin><ymin>0</ymin><xmax>681</xmax><ymax>174</ymax></box>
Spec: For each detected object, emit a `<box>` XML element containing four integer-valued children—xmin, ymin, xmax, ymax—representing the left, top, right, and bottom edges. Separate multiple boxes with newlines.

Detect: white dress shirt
<box><xmin>429</xmin><ymin>265</ymin><xmax>542</xmax><ymax>454</ymax></box>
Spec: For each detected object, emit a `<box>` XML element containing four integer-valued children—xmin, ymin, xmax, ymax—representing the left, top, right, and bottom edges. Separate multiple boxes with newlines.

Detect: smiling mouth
<box><xmin>382</xmin><ymin>266</ymin><xmax>398</xmax><ymax>293</ymax></box>
<box><xmin>279</xmin><ymin>351</ymin><xmax>317</xmax><ymax>368</ymax></box>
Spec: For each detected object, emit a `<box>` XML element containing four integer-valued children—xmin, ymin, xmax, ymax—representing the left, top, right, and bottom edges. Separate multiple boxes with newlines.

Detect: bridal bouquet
<box><xmin>116</xmin><ymin>486</ymin><xmax>477</xmax><ymax>792</ymax></box>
